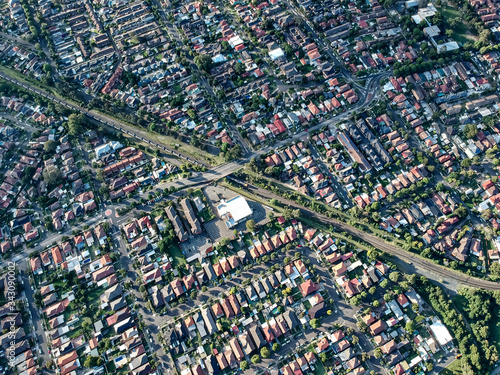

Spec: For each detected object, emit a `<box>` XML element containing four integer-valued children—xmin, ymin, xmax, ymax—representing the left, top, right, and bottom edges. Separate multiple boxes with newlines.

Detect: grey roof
<box><xmin>236</xmin><ymin>290</ymin><xmax>247</xmax><ymax>306</ymax></box>
<box><xmin>193</xmin><ymin>312</ymin><xmax>207</xmax><ymax>338</ymax></box>
<box><xmin>101</xmin><ymin>284</ymin><xmax>123</xmax><ymax>302</ymax></box>
<box><xmin>165</xmin><ymin>206</ymin><xmax>188</xmax><ymax>241</ymax></box>
<box><xmin>180</xmin><ymin>198</ymin><xmax>202</xmax><ymax>234</ymax></box>
<box><xmin>245</xmin><ymin>284</ymin><xmax>257</xmax><ymax>300</ymax></box>
<box><xmin>275</xmin><ymin>269</ymin><xmax>286</xmax><ymax>283</ymax></box>
<box><xmin>252</xmin><ymin>280</ymin><xmax>266</xmax><ymax>297</ymax></box>
<box><xmin>261</xmin><ymin>277</ymin><xmax>273</xmax><ymax>294</ymax></box>
<box><xmin>283</xmin><ymin>309</ymin><xmax>301</xmax><ymax>330</ymax></box>
<box><xmin>308</xmin><ymin>301</ymin><xmax>328</xmax><ymax>319</ymax></box>
<box><xmin>267</xmin><ymin>273</ymin><xmax>279</xmax><ymax>288</ymax></box>
<box><xmin>201</xmin><ymin>307</ymin><xmax>218</xmax><ymax>336</ymax></box>
<box><xmin>202</xmin><ymin>262</ymin><xmax>216</xmax><ymax>280</ymax></box>
<box><xmin>238</xmin><ymin>331</ymin><xmax>256</xmax><ymax>355</ymax></box>
<box><xmin>175</xmin><ymin>320</ymin><xmax>188</xmax><ymax>340</ymax></box>
<box><xmin>130</xmin><ymin>354</ymin><xmax>149</xmax><ymax>370</ymax></box>
<box><xmin>162</xmin><ymin>284</ymin><xmax>175</xmax><ymax>303</ymax></box>
<box><xmin>248</xmin><ymin>324</ymin><xmax>266</xmax><ymax>349</ymax></box>
<box><xmin>204</xmin><ymin>354</ymin><xmax>221</xmax><ymax>375</ymax></box>
<box><xmin>109</xmin><ymin>296</ymin><xmax>127</xmax><ymax>311</ymax></box>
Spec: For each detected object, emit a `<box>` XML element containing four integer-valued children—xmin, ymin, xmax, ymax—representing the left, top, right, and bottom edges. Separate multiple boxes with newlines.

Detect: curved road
<box><xmin>231</xmin><ymin>178</ymin><xmax>500</xmax><ymax>291</ymax></box>
<box><xmin>4</xmin><ymin>64</ymin><xmax>497</xmax><ymax>290</ymax></box>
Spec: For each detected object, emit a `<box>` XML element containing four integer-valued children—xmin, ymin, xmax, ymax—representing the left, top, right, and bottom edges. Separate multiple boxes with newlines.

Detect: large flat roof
<box><xmin>217</xmin><ymin>196</ymin><xmax>252</xmax><ymax>227</ymax></box>
<box><xmin>430</xmin><ymin>321</ymin><xmax>453</xmax><ymax>347</ymax></box>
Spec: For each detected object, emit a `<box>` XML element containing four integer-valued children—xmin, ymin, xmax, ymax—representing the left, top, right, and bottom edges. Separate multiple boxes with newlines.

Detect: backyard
<box><xmin>438</xmin><ymin>3</ymin><xmax>477</xmax><ymax>45</ymax></box>
<box><xmin>441</xmin><ymin>358</ymin><xmax>462</xmax><ymax>375</ymax></box>
<box><xmin>168</xmin><ymin>243</ymin><xmax>187</xmax><ymax>268</ymax></box>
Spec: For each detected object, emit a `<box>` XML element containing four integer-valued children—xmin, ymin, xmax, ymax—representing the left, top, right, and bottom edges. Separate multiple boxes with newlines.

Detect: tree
<box><xmin>45</xmin><ymin>359</ymin><xmax>54</xmax><ymax>369</ymax></box>
<box><xmin>84</xmin><ymin>356</ymin><xmax>99</xmax><ymax>368</ymax></box>
<box><xmin>356</xmin><ymin>320</ymin><xmax>368</xmax><ymax>332</ymax></box>
<box><xmin>481</xmin><ymin>208</ymin><xmax>492</xmax><ymax>221</ymax></box>
<box><xmin>368</xmin><ymin>249</ymin><xmax>379</xmax><ymax>261</ymax></box>
<box><xmin>246</xmin><ymin>219</ymin><xmax>256</xmax><ymax>233</ymax></box>
<box><xmin>464</xmin><ymin>123</ymin><xmax>478</xmax><ymax>139</ymax></box>
<box><xmin>43</xmin><ymin>63</ymin><xmax>52</xmax><ymax>74</ymax></box>
<box><xmin>261</xmin><ymin>347</ymin><xmax>270</xmax><ymax>358</ymax></box>
<box><xmin>352</xmin><ymin>335</ymin><xmax>359</xmax><ymax>345</ymax></box>
<box><xmin>455</xmin><ymin>206</ymin><xmax>468</xmax><ymax>218</ymax></box>
<box><xmin>383</xmin><ymin>293</ymin><xmax>393</xmax><ymax>302</ymax></box>
<box><xmin>251</xmin><ymin>354</ymin><xmax>260</xmax><ymax>364</ymax></box>
<box><xmin>194</xmin><ymin>54</ymin><xmax>213</xmax><ymax>71</ymax></box>
<box><xmin>282</xmin><ymin>207</ymin><xmax>300</xmax><ymax>221</ymax></box>
<box><xmin>272</xmin><ymin>343</ymin><xmax>280</xmax><ymax>351</ymax></box>
<box><xmin>44</xmin><ymin>140</ymin><xmax>57</xmax><ymax>153</ymax></box>
<box><xmin>221</xmin><ymin>40</ymin><xmax>230</xmax><ymax>51</ymax></box>
<box><xmin>404</xmin><ymin>274</ymin><xmax>417</xmax><ymax>284</ymax></box>
<box><xmin>310</xmin><ymin>318</ymin><xmax>321</xmax><ymax>329</ymax></box>
<box><xmin>373</xmin><ymin>348</ymin><xmax>382</xmax><ymax>359</ymax></box>
<box><xmin>43</xmin><ymin>166</ymin><xmax>62</xmax><ymax>186</ymax></box>
<box><xmin>412</xmin><ymin>302</ymin><xmax>420</xmax><ymax>312</ymax></box>
<box><xmin>224</xmin><ymin>144</ymin><xmax>243</xmax><ymax>161</ymax></box>
<box><xmin>319</xmin><ymin>352</ymin><xmax>328</xmax><ymax>362</ymax></box>
<box><xmin>240</xmin><ymin>360</ymin><xmax>249</xmax><ymax>370</ymax></box>
<box><xmin>389</xmin><ymin>271</ymin><xmax>400</xmax><ymax>283</ymax></box>
<box><xmin>400</xmin><ymin>281</ymin><xmax>410</xmax><ymax>291</ymax></box>
<box><xmin>405</xmin><ymin>320</ymin><xmax>415</xmax><ymax>332</ymax></box>
<box><xmin>425</xmin><ymin>362</ymin><xmax>434</xmax><ymax>372</ymax></box>
<box><xmin>461</xmin><ymin>158</ymin><xmax>472</xmax><ymax>168</ymax></box>
<box><xmin>67</xmin><ymin>113</ymin><xmax>84</xmax><ymax>136</ymax></box>
<box><xmin>491</xmin><ymin>262</ymin><xmax>500</xmax><ymax>276</ymax></box>
<box><xmin>234</xmin><ymin>62</ymin><xmax>246</xmax><ymax>74</ymax></box>
<box><xmin>219</xmin><ymin>237</ymin><xmax>231</xmax><ymax>247</ymax></box>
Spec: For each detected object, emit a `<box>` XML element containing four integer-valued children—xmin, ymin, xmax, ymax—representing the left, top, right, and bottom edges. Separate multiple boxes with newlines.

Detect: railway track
<box><xmin>230</xmin><ymin>177</ymin><xmax>500</xmax><ymax>290</ymax></box>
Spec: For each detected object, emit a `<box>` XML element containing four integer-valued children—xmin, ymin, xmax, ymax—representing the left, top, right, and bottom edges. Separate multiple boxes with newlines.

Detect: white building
<box><xmin>217</xmin><ymin>196</ymin><xmax>252</xmax><ymax>228</ymax></box>
<box><xmin>430</xmin><ymin>320</ymin><xmax>453</xmax><ymax>347</ymax></box>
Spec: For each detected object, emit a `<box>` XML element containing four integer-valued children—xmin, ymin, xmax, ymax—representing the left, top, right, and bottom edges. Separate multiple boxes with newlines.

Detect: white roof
<box><xmin>268</xmin><ymin>48</ymin><xmax>285</xmax><ymax>60</ymax></box>
<box><xmin>212</xmin><ymin>54</ymin><xmax>227</xmax><ymax>63</ymax></box>
<box><xmin>217</xmin><ymin>196</ymin><xmax>252</xmax><ymax>225</ymax></box>
<box><xmin>229</xmin><ymin>36</ymin><xmax>244</xmax><ymax>47</ymax></box>
<box><xmin>429</xmin><ymin>321</ymin><xmax>453</xmax><ymax>346</ymax></box>
<box><xmin>436</xmin><ymin>41</ymin><xmax>460</xmax><ymax>53</ymax></box>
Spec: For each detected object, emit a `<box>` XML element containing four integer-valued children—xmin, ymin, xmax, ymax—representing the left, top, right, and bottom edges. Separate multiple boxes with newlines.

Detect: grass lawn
<box><xmin>441</xmin><ymin>359</ymin><xmax>462</xmax><ymax>375</ymax></box>
<box><xmin>86</xmin><ymin>287</ymin><xmax>103</xmax><ymax>304</ymax></box>
<box><xmin>139</xmin><ymin>130</ymin><xmax>224</xmax><ymax>165</ymax></box>
<box><xmin>199</xmin><ymin>208</ymin><xmax>215</xmax><ymax>222</ymax></box>
<box><xmin>439</xmin><ymin>4</ymin><xmax>477</xmax><ymax>45</ymax></box>
<box><xmin>68</xmin><ymin>327</ymin><xmax>83</xmax><ymax>339</ymax></box>
<box><xmin>106</xmin><ymin>361</ymin><xmax>116</xmax><ymax>372</ymax></box>
<box><xmin>313</xmin><ymin>358</ymin><xmax>328</xmax><ymax>375</ymax></box>
<box><xmin>172</xmin><ymin>83</ymin><xmax>182</xmax><ymax>93</ymax></box>
<box><xmin>168</xmin><ymin>244</ymin><xmax>187</xmax><ymax>267</ymax></box>
<box><xmin>303</xmin><ymin>300</ymin><xmax>312</xmax><ymax>310</ymax></box>
<box><xmin>0</xmin><ymin>65</ymin><xmax>62</xmax><ymax>98</ymax></box>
